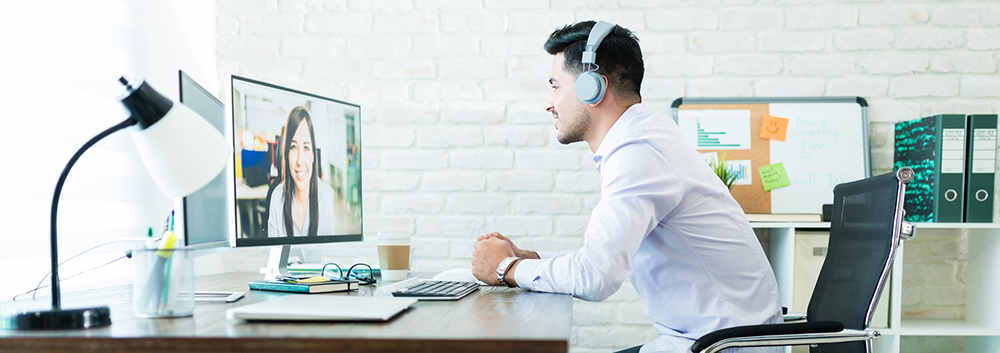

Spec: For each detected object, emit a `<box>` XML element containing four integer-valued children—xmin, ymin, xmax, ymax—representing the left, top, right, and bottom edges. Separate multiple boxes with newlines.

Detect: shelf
<box><xmin>873</xmin><ymin>327</ymin><xmax>898</xmax><ymax>336</ymax></box>
<box><xmin>749</xmin><ymin>222</ymin><xmax>830</xmax><ymax>229</ymax></box>
<box><xmin>900</xmin><ymin>319</ymin><xmax>1000</xmax><ymax>336</ymax></box>
<box><xmin>749</xmin><ymin>222</ymin><xmax>1000</xmax><ymax>229</ymax></box>
<box><xmin>910</xmin><ymin>222</ymin><xmax>1000</xmax><ymax>229</ymax></box>
<box><xmin>749</xmin><ymin>219</ymin><xmax>1000</xmax><ymax>352</ymax></box>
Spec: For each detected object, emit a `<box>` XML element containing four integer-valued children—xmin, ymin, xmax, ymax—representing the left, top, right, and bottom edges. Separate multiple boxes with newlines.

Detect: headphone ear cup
<box><xmin>574</xmin><ymin>71</ymin><xmax>606</xmax><ymax>104</ymax></box>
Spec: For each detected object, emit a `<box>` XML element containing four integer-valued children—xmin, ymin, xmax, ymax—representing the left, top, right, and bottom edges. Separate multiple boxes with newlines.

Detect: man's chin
<box><xmin>556</xmin><ymin>135</ymin><xmax>580</xmax><ymax>145</ymax></box>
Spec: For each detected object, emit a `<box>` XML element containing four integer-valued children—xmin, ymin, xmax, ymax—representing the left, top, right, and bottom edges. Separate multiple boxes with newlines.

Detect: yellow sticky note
<box><xmin>760</xmin><ymin>114</ymin><xmax>789</xmax><ymax>142</ymax></box>
<box><xmin>297</xmin><ymin>276</ymin><xmax>332</xmax><ymax>283</ymax></box>
<box><xmin>759</xmin><ymin>163</ymin><xmax>790</xmax><ymax>192</ymax></box>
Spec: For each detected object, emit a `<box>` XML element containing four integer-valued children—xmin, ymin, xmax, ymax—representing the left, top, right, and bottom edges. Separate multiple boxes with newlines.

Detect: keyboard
<box><xmin>390</xmin><ymin>280</ymin><xmax>479</xmax><ymax>301</ymax></box>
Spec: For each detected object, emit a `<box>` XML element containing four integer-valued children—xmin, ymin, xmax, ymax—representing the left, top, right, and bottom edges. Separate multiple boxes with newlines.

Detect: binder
<box><xmin>964</xmin><ymin>114</ymin><xmax>998</xmax><ymax>223</ymax></box>
<box><xmin>894</xmin><ymin>114</ymin><xmax>967</xmax><ymax>222</ymax></box>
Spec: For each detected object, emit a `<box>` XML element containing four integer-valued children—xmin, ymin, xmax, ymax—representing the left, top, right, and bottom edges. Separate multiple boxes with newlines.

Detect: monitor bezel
<box><xmin>228</xmin><ymin>75</ymin><xmax>363</xmax><ymax>247</ymax></box>
<box><xmin>178</xmin><ymin>70</ymin><xmax>232</xmax><ymax>255</ymax></box>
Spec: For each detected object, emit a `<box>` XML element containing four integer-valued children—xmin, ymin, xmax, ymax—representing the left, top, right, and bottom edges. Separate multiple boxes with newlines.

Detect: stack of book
<box><xmin>249</xmin><ymin>278</ymin><xmax>359</xmax><ymax>294</ymax></box>
<box><xmin>894</xmin><ymin>114</ymin><xmax>998</xmax><ymax>223</ymax></box>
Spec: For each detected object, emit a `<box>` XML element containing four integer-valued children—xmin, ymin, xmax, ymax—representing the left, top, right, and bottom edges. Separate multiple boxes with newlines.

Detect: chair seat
<box><xmin>692</xmin><ymin>321</ymin><xmax>844</xmax><ymax>352</ymax></box>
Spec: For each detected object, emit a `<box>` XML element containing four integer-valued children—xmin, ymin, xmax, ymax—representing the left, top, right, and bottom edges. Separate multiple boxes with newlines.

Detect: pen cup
<box><xmin>132</xmin><ymin>247</ymin><xmax>195</xmax><ymax>318</ymax></box>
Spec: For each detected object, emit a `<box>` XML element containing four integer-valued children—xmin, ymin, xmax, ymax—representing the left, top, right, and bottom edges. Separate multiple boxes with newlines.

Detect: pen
<box><xmin>159</xmin><ymin>254</ymin><xmax>173</xmax><ymax>312</ymax></box>
<box><xmin>140</xmin><ymin>230</ymin><xmax>175</xmax><ymax>314</ymax></box>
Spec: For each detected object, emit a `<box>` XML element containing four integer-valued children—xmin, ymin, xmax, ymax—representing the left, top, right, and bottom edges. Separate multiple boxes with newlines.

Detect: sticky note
<box><xmin>298</xmin><ymin>276</ymin><xmax>332</xmax><ymax>283</ymax></box>
<box><xmin>760</xmin><ymin>114</ymin><xmax>789</xmax><ymax>142</ymax></box>
<box><xmin>759</xmin><ymin>163</ymin><xmax>790</xmax><ymax>192</ymax></box>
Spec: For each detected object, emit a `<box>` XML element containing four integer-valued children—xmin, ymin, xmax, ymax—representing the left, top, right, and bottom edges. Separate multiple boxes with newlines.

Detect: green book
<box><xmin>894</xmin><ymin>114</ymin><xmax>967</xmax><ymax>222</ymax></box>
<box><xmin>248</xmin><ymin>279</ymin><xmax>359</xmax><ymax>294</ymax></box>
<box><xmin>964</xmin><ymin>114</ymin><xmax>998</xmax><ymax>223</ymax></box>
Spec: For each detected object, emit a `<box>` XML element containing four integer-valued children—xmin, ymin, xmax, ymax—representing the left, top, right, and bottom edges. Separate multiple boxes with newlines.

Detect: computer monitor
<box><xmin>229</xmin><ymin>75</ymin><xmax>363</xmax><ymax>279</ymax></box>
<box><xmin>176</xmin><ymin>70</ymin><xmax>231</xmax><ymax>256</ymax></box>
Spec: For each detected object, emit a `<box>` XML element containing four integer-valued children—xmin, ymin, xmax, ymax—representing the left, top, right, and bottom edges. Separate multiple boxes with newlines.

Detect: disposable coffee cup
<box><xmin>376</xmin><ymin>231</ymin><xmax>411</xmax><ymax>282</ymax></box>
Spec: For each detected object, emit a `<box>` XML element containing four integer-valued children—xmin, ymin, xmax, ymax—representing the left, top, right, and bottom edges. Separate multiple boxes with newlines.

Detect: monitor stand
<box><xmin>260</xmin><ymin>245</ymin><xmax>294</xmax><ymax>280</ymax></box>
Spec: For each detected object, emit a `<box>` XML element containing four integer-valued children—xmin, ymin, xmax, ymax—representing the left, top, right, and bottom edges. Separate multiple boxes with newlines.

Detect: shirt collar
<box><xmin>593</xmin><ymin>103</ymin><xmax>645</xmax><ymax>164</ymax></box>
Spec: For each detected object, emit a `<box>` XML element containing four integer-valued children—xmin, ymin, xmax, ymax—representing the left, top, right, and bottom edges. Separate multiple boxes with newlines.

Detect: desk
<box><xmin>0</xmin><ymin>272</ymin><xmax>572</xmax><ymax>353</ymax></box>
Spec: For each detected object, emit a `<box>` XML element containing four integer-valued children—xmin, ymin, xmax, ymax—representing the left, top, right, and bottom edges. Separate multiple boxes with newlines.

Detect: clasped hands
<box><xmin>471</xmin><ymin>232</ymin><xmax>529</xmax><ymax>286</ymax></box>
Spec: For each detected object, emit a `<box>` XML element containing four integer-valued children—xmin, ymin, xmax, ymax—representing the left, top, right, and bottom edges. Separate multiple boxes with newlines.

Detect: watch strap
<box><xmin>496</xmin><ymin>256</ymin><xmax>520</xmax><ymax>287</ymax></box>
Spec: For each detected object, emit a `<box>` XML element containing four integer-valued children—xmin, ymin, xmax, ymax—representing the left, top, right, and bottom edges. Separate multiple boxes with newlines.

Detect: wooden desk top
<box><xmin>0</xmin><ymin>272</ymin><xmax>572</xmax><ymax>353</ymax></box>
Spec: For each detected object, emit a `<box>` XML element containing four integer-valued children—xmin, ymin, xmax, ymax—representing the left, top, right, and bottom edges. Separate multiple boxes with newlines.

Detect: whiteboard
<box><xmin>768</xmin><ymin>103</ymin><xmax>867</xmax><ymax>213</ymax></box>
<box><xmin>672</xmin><ymin>97</ymin><xmax>871</xmax><ymax>215</ymax></box>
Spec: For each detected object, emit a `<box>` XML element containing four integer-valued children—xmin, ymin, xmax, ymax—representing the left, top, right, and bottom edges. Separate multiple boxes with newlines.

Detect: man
<box><xmin>470</xmin><ymin>21</ymin><xmax>783</xmax><ymax>353</ymax></box>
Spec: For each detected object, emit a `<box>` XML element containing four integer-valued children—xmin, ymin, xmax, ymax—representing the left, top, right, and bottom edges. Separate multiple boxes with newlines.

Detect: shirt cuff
<box><xmin>535</xmin><ymin>251</ymin><xmax>556</xmax><ymax>259</ymax></box>
<box><xmin>512</xmin><ymin>258</ymin><xmax>541</xmax><ymax>290</ymax></box>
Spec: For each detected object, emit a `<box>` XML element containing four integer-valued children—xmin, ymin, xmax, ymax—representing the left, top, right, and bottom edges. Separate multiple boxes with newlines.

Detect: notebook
<box><xmin>248</xmin><ymin>279</ymin><xmax>358</xmax><ymax>294</ymax></box>
<box><xmin>226</xmin><ymin>295</ymin><xmax>417</xmax><ymax>322</ymax></box>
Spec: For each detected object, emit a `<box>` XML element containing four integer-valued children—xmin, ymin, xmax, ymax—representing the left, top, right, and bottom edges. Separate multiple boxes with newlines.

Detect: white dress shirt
<box><xmin>268</xmin><ymin>182</ymin><xmax>336</xmax><ymax>237</ymax></box>
<box><xmin>513</xmin><ymin>104</ymin><xmax>783</xmax><ymax>353</ymax></box>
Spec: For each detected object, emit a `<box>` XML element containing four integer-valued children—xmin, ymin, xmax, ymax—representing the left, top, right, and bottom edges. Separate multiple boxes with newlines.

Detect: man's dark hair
<box><xmin>544</xmin><ymin>21</ymin><xmax>644</xmax><ymax>102</ymax></box>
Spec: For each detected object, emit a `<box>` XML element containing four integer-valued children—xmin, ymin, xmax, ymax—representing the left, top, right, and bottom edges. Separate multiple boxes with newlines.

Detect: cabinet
<box><xmin>751</xmin><ymin>222</ymin><xmax>1000</xmax><ymax>353</ymax></box>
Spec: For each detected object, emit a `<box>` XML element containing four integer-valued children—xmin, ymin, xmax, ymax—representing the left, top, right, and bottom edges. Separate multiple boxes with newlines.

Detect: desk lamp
<box><xmin>1</xmin><ymin>77</ymin><xmax>229</xmax><ymax>330</ymax></box>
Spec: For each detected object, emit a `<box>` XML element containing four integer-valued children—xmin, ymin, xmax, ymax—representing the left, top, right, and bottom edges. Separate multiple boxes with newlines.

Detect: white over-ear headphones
<box><xmin>575</xmin><ymin>21</ymin><xmax>617</xmax><ymax>104</ymax></box>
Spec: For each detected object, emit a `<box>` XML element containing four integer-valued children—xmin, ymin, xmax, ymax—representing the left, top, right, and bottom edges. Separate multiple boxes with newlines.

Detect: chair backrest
<box><xmin>807</xmin><ymin>169</ymin><xmax>911</xmax><ymax>353</ymax></box>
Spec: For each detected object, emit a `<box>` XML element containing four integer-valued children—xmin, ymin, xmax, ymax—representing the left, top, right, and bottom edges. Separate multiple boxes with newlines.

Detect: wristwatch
<box><xmin>496</xmin><ymin>256</ymin><xmax>520</xmax><ymax>287</ymax></box>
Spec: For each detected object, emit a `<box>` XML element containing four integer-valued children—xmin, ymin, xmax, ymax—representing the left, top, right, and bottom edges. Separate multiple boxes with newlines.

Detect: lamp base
<box><xmin>1</xmin><ymin>305</ymin><xmax>111</xmax><ymax>330</ymax></box>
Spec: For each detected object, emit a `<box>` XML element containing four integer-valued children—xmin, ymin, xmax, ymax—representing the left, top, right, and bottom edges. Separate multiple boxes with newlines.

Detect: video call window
<box><xmin>231</xmin><ymin>76</ymin><xmax>362</xmax><ymax>247</ymax></box>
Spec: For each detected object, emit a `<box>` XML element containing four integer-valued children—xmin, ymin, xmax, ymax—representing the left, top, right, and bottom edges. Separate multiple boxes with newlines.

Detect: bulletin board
<box><xmin>671</xmin><ymin>97</ymin><xmax>871</xmax><ymax>215</ymax></box>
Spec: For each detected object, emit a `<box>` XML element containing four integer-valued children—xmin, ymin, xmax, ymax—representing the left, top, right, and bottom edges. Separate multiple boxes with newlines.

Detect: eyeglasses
<box><xmin>322</xmin><ymin>262</ymin><xmax>377</xmax><ymax>285</ymax></box>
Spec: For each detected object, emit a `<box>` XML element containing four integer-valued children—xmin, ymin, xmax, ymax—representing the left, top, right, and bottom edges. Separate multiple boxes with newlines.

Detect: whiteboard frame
<box><xmin>670</xmin><ymin>96</ymin><xmax>872</xmax><ymax>178</ymax></box>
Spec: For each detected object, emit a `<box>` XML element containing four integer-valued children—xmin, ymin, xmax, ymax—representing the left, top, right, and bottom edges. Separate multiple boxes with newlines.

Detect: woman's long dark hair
<box><xmin>282</xmin><ymin>106</ymin><xmax>319</xmax><ymax>236</ymax></box>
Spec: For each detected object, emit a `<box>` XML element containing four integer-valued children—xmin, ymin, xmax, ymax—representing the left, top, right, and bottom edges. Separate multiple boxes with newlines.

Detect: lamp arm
<box><xmin>49</xmin><ymin>117</ymin><xmax>137</xmax><ymax>309</ymax></box>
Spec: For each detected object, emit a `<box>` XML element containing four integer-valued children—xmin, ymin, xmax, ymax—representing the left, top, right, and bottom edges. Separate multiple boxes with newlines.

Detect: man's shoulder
<box><xmin>608</xmin><ymin>112</ymin><xmax>674</xmax><ymax>150</ymax></box>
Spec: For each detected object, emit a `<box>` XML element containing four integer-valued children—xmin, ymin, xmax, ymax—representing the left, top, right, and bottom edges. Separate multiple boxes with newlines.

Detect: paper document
<box><xmin>678</xmin><ymin>109</ymin><xmax>752</xmax><ymax>150</ymax></box>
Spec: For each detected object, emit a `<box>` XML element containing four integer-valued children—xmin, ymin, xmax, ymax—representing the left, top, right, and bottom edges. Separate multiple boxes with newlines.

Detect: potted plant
<box><xmin>708</xmin><ymin>154</ymin><xmax>737</xmax><ymax>190</ymax></box>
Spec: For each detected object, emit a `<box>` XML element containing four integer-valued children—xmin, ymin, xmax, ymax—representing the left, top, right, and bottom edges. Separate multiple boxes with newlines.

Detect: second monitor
<box><xmin>229</xmin><ymin>76</ymin><xmax>363</xmax><ymax>263</ymax></box>
<box><xmin>177</xmin><ymin>70</ymin><xmax>230</xmax><ymax>255</ymax></box>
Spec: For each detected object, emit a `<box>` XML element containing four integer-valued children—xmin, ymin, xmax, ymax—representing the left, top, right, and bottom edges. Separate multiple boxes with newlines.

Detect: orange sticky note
<box><xmin>760</xmin><ymin>114</ymin><xmax>789</xmax><ymax>141</ymax></box>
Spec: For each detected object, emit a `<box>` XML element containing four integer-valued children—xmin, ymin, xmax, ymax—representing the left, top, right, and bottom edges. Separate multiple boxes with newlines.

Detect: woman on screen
<box><xmin>268</xmin><ymin>107</ymin><xmax>336</xmax><ymax>237</ymax></box>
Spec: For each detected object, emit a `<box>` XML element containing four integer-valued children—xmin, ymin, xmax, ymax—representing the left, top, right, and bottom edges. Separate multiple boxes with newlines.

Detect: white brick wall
<box><xmin>217</xmin><ymin>1</ymin><xmax>1000</xmax><ymax>351</ymax></box>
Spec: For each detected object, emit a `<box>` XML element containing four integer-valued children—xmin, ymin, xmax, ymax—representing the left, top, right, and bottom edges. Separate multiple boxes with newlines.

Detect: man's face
<box><xmin>545</xmin><ymin>52</ymin><xmax>590</xmax><ymax>145</ymax></box>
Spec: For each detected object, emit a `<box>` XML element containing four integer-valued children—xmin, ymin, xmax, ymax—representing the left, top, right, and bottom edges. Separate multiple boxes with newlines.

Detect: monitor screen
<box><xmin>178</xmin><ymin>70</ymin><xmax>231</xmax><ymax>253</ymax></box>
<box><xmin>230</xmin><ymin>75</ymin><xmax>362</xmax><ymax>247</ymax></box>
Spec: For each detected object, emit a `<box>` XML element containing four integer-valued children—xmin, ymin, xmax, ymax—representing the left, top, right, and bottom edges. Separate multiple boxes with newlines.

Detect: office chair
<box><xmin>691</xmin><ymin>167</ymin><xmax>916</xmax><ymax>353</ymax></box>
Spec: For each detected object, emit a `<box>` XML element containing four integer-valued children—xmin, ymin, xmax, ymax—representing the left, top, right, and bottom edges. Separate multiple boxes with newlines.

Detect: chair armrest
<box><xmin>692</xmin><ymin>321</ymin><xmax>877</xmax><ymax>353</ymax></box>
<box><xmin>783</xmin><ymin>312</ymin><xmax>807</xmax><ymax>322</ymax></box>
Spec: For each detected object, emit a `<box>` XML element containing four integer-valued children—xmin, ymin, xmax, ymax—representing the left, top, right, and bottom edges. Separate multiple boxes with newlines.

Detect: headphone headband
<box><xmin>581</xmin><ymin>21</ymin><xmax>616</xmax><ymax>66</ymax></box>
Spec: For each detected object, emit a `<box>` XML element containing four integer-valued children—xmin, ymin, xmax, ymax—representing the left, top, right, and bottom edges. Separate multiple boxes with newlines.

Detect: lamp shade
<box><xmin>122</xmin><ymin>78</ymin><xmax>230</xmax><ymax>198</ymax></box>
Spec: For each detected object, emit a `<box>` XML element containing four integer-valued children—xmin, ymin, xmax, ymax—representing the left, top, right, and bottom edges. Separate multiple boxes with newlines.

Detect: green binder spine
<box><xmin>964</xmin><ymin>114</ymin><xmax>998</xmax><ymax>223</ymax></box>
<box><xmin>894</xmin><ymin>114</ymin><xmax>967</xmax><ymax>222</ymax></box>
